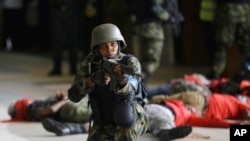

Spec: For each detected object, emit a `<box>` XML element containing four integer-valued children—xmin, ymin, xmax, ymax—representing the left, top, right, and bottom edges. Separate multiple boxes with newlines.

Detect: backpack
<box><xmin>119</xmin><ymin>54</ymin><xmax>148</xmax><ymax>107</ymax></box>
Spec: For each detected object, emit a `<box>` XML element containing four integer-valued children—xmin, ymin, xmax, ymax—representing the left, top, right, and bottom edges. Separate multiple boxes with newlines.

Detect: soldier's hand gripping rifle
<box><xmin>91</xmin><ymin>59</ymin><xmax>143</xmax><ymax>91</ymax></box>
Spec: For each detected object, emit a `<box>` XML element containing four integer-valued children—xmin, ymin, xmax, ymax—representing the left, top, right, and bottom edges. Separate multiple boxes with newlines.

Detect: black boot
<box><xmin>41</xmin><ymin>118</ymin><xmax>86</xmax><ymax>136</ymax></box>
<box><xmin>48</xmin><ymin>59</ymin><xmax>62</xmax><ymax>76</ymax></box>
<box><xmin>157</xmin><ymin>124</ymin><xmax>192</xmax><ymax>141</ymax></box>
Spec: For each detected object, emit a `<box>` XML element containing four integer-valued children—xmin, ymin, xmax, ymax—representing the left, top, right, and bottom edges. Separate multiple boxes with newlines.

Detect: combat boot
<box><xmin>41</xmin><ymin>118</ymin><xmax>86</xmax><ymax>136</ymax></box>
<box><xmin>48</xmin><ymin>59</ymin><xmax>62</xmax><ymax>76</ymax></box>
<box><xmin>157</xmin><ymin>124</ymin><xmax>192</xmax><ymax>141</ymax></box>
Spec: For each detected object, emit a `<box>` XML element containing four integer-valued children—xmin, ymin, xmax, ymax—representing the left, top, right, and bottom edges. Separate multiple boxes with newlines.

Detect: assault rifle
<box><xmin>90</xmin><ymin>59</ymin><xmax>143</xmax><ymax>91</ymax></box>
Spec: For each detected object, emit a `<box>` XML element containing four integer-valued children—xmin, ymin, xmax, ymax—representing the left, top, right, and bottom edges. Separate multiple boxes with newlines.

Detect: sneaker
<box><xmin>157</xmin><ymin>124</ymin><xmax>192</xmax><ymax>141</ymax></box>
<box><xmin>41</xmin><ymin>118</ymin><xmax>70</xmax><ymax>136</ymax></box>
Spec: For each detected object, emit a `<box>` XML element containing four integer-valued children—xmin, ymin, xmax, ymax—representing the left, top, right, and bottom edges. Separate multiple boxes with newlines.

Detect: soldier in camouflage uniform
<box><xmin>208</xmin><ymin>0</ymin><xmax>250</xmax><ymax>79</ymax></box>
<box><xmin>67</xmin><ymin>23</ymin><xmax>148</xmax><ymax>141</ymax></box>
<box><xmin>126</xmin><ymin>0</ymin><xmax>183</xmax><ymax>83</ymax></box>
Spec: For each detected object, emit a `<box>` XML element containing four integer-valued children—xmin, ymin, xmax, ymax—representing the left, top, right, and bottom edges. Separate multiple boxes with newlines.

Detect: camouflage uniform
<box><xmin>213</xmin><ymin>1</ymin><xmax>250</xmax><ymax>75</ymax></box>
<box><xmin>137</xmin><ymin>22</ymin><xmax>165</xmax><ymax>82</ymax></box>
<box><xmin>69</xmin><ymin>52</ymin><xmax>148</xmax><ymax>141</ymax></box>
<box><xmin>87</xmin><ymin>102</ymin><xmax>148</xmax><ymax>141</ymax></box>
<box><xmin>68</xmin><ymin>23</ymin><xmax>149</xmax><ymax>141</ymax></box>
<box><xmin>125</xmin><ymin>0</ymin><xmax>170</xmax><ymax>82</ymax></box>
<box><xmin>126</xmin><ymin>0</ymin><xmax>184</xmax><ymax>82</ymax></box>
<box><xmin>58</xmin><ymin>97</ymin><xmax>92</xmax><ymax>123</ymax></box>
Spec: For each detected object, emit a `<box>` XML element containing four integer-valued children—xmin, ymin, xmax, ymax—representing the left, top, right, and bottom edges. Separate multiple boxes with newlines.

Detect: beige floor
<box><xmin>0</xmin><ymin>51</ymin><xmax>229</xmax><ymax>141</ymax></box>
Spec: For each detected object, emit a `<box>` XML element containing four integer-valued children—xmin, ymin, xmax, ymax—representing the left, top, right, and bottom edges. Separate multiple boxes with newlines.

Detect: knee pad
<box><xmin>113</xmin><ymin>100</ymin><xmax>136</xmax><ymax>128</ymax></box>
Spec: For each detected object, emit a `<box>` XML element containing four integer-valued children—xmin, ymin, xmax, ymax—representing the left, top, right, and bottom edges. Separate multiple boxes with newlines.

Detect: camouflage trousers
<box><xmin>213</xmin><ymin>3</ymin><xmax>250</xmax><ymax>74</ymax></box>
<box><xmin>136</xmin><ymin>22</ymin><xmax>165</xmax><ymax>81</ymax></box>
<box><xmin>87</xmin><ymin>103</ymin><xmax>148</xmax><ymax>141</ymax></box>
<box><xmin>59</xmin><ymin>98</ymin><xmax>92</xmax><ymax>123</ymax></box>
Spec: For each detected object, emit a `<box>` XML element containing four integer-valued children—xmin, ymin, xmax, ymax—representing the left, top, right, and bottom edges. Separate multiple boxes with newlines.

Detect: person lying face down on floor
<box><xmin>146</xmin><ymin>73</ymin><xmax>212</xmax><ymax>100</ymax></box>
<box><xmin>2</xmin><ymin>90</ymin><xmax>192</xmax><ymax>140</ymax></box>
<box><xmin>3</xmin><ymin>91</ymin><xmax>91</xmax><ymax>122</ymax></box>
<box><xmin>41</xmin><ymin>104</ymin><xmax>192</xmax><ymax>141</ymax></box>
<box><xmin>2</xmin><ymin>90</ymin><xmax>91</xmax><ymax>135</ymax></box>
<box><xmin>149</xmin><ymin>91</ymin><xmax>250</xmax><ymax>126</ymax></box>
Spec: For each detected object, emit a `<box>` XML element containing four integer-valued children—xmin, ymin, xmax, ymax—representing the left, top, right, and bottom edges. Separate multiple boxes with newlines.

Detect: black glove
<box><xmin>115</xmin><ymin>74</ymin><xmax>128</xmax><ymax>86</ymax></box>
<box><xmin>91</xmin><ymin>69</ymin><xmax>106</xmax><ymax>86</ymax></box>
<box><xmin>68</xmin><ymin>86</ymin><xmax>84</xmax><ymax>102</ymax></box>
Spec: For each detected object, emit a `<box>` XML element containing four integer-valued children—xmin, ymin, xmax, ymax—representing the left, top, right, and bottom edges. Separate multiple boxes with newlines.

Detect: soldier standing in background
<box><xmin>48</xmin><ymin>0</ymin><xmax>83</xmax><ymax>76</ymax></box>
<box><xmin>125</xmin><ymin>0</ymin><xmax>183</xmax><ymax>84</ymax></box>
<box><xmin>207</xmin><ymin>0</ymin><xmax>250</xmax><ymax>79</ymax></box>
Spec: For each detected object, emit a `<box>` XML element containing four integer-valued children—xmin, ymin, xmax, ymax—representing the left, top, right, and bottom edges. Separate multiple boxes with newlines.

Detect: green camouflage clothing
<box><xmin>70</xmin><ymin>52</ymin><xmax>148</xmax><ymax>141</ymax></box>
<box><xmin>87</xmin><ymin>102</ymin><xmax>148</xmax><ymax>141</ymax></box>
<box><xmin>71</xmin><ymin>52</ymin><xmax>142</xmax><ymax>96</ymax></box>
<box><xmin>213</xmin><ymin>3</ymin><xmax>250</xmax><ymax>74</ymax></box>
<box><xmin>134</xmin><ymin>0</ymin><xmax>170</xmax><ymax>82</ymax></box>
<box><xmin>59</xmin><ymin>97</ymin><xmax>92</xmax><ymax>123</ymax></box>
<box><xmin>137</xmin><ymin>22</ymin><xmax>165</xmax><ymax>81</ymax></box>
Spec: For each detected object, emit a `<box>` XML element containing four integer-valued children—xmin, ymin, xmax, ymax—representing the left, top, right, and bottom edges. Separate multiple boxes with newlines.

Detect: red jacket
<box><xmin>165</xmin><ymin>100</ymin><xmax>231</xmax><ymax>128</ymax></box>
<box><xmin>204</xmin><ymin>93</ymin><xmax>250</xmax><ymax>120</ymax></box>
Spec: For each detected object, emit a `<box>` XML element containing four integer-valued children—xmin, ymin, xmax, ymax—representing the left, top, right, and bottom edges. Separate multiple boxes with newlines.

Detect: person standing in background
<box><xmin>2</xmin><ymin>0</ymin><xmax>27</xmax><ymax>51</ymax></box>
<box><xmin>81</xmin><ymin>0</ymin><xmax>103</xmax><ymax>59</ymax></box>
<box><xmin>125</xmin><ymin>0</ymin><xmax>183</xmax><ymax>84</ymax></box>
<box><xmin>48</xmin><ymin>0</ymin><xmax>83</xmax><ymax>76</ymax></box>
<box><xmin>199</xmin><ymin>0</ymin><xmax>217</xmax><ymax>65</ymax></box>
<box><xmin>207</xmin><ymin>0</ymin><xmax>250</xmax><ymax>79</ymax></box>
<box><xmin>37</xmin><ymin>0</ymin><xmax>52</xmax><ymax>54</ymax></box>
<box><xmin>24</xmin><ymin>0</ymin><xmax>39</xmax><ymax>52</ymax></box>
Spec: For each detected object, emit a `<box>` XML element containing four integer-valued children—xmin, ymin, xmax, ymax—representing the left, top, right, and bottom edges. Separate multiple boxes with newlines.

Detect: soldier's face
<box><xmin>99</xmin><ymin>41</ymin><xmax>119</xmax><ymax>58</ymax></box>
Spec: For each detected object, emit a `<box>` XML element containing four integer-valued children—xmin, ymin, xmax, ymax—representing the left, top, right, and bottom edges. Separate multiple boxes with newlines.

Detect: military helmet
<box><xmin>91</xmin><ymin>23</ymin><xmax>127</xmax><ymax>51</ymax></box>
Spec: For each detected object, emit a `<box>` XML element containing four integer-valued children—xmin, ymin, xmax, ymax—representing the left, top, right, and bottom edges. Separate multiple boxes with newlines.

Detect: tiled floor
<box><xmin>0</xmin><ymin>51</ymin><xmax>229</xmax><ymax>141</ymax></box>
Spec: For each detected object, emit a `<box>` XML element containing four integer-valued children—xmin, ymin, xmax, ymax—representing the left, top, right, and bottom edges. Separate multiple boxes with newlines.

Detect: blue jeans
<box><xmin>147</xmin><ymin>84</ymin><xmax>170</xmax><ymax>99</ymax></box>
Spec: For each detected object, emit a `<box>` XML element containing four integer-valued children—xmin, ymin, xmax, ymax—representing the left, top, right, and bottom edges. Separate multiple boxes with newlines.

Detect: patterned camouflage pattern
<box><xmin>87</xmin><ymin>102</ymin><xmax>148</xmax><ymax>141</ymax></box>
<box><xmin>213</xmin><ymin>3</ymin><xmax>250</xmax><ymax>74</ymax></box>
<box><xmin>70</xmin><ymin>52</ymin><xmax>148</xmax><ymax>141</ymax></box>
<box><xmin>137</xmin><ymin>22</ymin><xmax>165</xmax><ymax>81</ymax></box>
<box><xmin>59</xmin><ymin>97</ymin><xmax>92</xmax><ymax>123</ymax></box>
<box><xmin>71</xmin><ymin>52</ymin><xmax>142</xmax><ymax>96</ymax></box>
<box><xmin>133</xmin><ymin>0</ymin><xmax>169</xmax><ymax>81</ymax></box>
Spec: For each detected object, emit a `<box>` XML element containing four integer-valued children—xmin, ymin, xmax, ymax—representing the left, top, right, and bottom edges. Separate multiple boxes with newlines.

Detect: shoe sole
<box><xmin>169</xmin><ymin>125</ymin><xmax>192</xmax><ymax>140</ymax></box>
<box><xmin>41</xmin><ymin>118</ymin><xmax>63</xmax><ymax>136</ymax></box>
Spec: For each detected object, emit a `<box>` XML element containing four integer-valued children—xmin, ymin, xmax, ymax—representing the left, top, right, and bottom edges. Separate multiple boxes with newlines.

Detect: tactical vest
<box><xmin>88</xmin><ymin>54</ymin><xmax>147</xmax><ymax>125</ymax></box>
